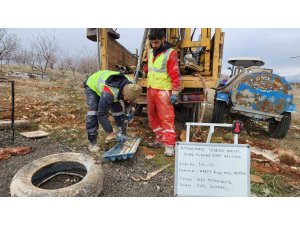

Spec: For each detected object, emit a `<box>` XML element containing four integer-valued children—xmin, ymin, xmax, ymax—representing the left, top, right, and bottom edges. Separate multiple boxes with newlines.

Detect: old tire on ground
<box><xmin>268</xmin><ymin>112</ymin><xmax>291</xmax><ymax>139</ymax></box>
<box><xmin>10</xmin><ymin>153</ymin><xmax>103</xmax><ymax>197</ymax></box>
<box><xmin>211</xmin><ymin>100</ymin><xmax>228</xmax><ymax>123</ymax></box>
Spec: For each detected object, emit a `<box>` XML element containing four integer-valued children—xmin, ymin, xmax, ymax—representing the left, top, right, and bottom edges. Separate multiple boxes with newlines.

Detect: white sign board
<box><xmin>175</xmin><ymin>142</ymin><xmax>250</xmax><ymax>197</ymax></box>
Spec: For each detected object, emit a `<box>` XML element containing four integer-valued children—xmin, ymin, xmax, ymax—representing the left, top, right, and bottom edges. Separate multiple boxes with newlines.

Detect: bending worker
<box><xmin>83</xmin><ymin>70</ymin><xmax>142</xmax><ymax>152</ymax></box>
<box><xmin>144</xmin><ymin>28</ymin><xmax>181</xmax><ymax>157</ymax></box>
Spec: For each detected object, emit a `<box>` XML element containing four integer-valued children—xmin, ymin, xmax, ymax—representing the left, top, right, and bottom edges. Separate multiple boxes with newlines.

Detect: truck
<box><xmin>212</xmin><ymin>57</ymin><xmax>296</xmax><ymax>138</ymax></box>
<box><xmin>86</xmin><ymin>28</ymin><xmax>225</xmax><ymax>122</ymax></box>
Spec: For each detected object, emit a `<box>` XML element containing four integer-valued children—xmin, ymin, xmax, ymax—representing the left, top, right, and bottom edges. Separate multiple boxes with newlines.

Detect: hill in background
<box><xmin>285</xmin><ymin>74</ymin><xmax>300</xmax><ymax>83</ymax></box>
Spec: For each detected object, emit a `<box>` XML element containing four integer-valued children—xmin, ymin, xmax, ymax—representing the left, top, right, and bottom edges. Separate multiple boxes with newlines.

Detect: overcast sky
<box><xmin>8</xmin><ymin>28</ymin><xmax>300</xmax><ymax>76</ymax></box>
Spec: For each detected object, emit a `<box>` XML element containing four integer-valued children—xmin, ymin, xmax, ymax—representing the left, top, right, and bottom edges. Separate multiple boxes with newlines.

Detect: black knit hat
<box><xmin>149</xmin><ymin>28</ymin><xmax>166</xmax><ymax>40</ymax></box>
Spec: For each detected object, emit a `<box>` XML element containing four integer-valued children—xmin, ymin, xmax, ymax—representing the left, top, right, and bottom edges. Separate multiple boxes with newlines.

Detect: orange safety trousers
<box><xmin>147</xmin><ymin>87</ymin><xmax>176</xmax><ymax>147</ymax></box>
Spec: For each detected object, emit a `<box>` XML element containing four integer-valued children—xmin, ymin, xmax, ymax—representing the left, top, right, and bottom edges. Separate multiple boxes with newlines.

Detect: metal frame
<box><xmin>0</xmin><ymin>78</ymin><xmax>15</xmax><ymax>142</ymax></box>
<box><xmin>90</xmin><ymin>28</ymin><xmax>224</xmax><ymax>89</ymax></box>
<box><xmin>231</xmin><ymin>106</ymin><xmax>284</xmax><ymax>121</ymax></box>
<box><xmin>165</xmin><ymin>28</ymin><xmax>223</xmax><ymax>88</ymax></box>
<box><xmin>185</xmin><ymin>122</ymin><xmax>239</xmax><ymax>144</ymax></box>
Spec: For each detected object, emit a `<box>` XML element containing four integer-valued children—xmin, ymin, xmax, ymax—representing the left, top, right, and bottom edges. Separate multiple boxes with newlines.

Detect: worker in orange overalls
<box><xmin>144</xmin><ymin>28</ymin><xmax>181</xmax><ymax>157</ymax></box>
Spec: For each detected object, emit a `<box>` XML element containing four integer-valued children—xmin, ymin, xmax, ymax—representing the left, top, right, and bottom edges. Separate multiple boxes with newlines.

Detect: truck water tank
<box><xmin>229</xmin><ymin>71</ymin><xmax>293</xmax><ymax>115</ymax></box>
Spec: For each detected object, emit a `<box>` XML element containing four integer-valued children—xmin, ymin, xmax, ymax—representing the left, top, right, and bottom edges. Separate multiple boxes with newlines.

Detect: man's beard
<box><xmin>153</xmin><ymin>43</ymin><xmax>163</xmax><ymax>57</ymax></box>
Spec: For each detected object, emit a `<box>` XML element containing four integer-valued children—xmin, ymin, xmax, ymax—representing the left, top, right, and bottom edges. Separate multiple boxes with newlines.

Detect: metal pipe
<box><xmin>193</xmin><ymin>74</ymin><xmax>207</xmax><ymax>137</ymax></box>
<box><xmin>134</xmin><ymin>28</ymin><xmax>149</xmax><ymax>83</ymax></box>
<box><xmin>125</xmin><ymin>28</ymin><xmax>149</xmax><ymax>130</ymax></box>
<box><xmin>186</xmin><ymin>122</ymin><xmax>233</xmax><ymax>127</ymax></box>
<box><xmin>234</xmin><ymin>134</ymin><xmax>238</xmax><ymax>144</ymax></box>
<box><xmin>206</xmin><ymin>126</ymin><xmax>214</xmax><ymax>143</ymax></box>
<box><xmin>11</xmin><ymin>81</ymin><xmax>14</xmax><ymax>142</ymax></box>
<box><xmin>185</xmin><ymin>122</ymin><xmax>239</xmax><ymax>144</ymax></box>
<box><xmin>97</xmin><ymin>28</ymin><xmax>101</xmax><ymax>71</ymax></box>
<box><xmin>186</xmin><ymin>124</ymin><xmax>191</xmax><ymax>142</ymax></box>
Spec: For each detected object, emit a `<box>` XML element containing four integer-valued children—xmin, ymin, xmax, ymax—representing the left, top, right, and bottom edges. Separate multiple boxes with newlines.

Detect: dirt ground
<box><xmin>0</xmin><ymin>66</ymin><xmax>175</xmax><ymax>197</ymax></box>
<box><xmin>0</xmin><ymin>130</ymin><xmax>175</xmax><ymax>197</ymax></box>
<box><xmin>1</xmin><ymin>66</ymin><xmax>299</xmax><ymax>197</ymax></box>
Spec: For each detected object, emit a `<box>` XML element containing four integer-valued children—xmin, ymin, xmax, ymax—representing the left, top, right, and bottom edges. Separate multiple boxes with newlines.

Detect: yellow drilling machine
<box><xmin>87</xmin><ymin>28</ymin><xmax>225</xmax><ymax>123</ymax></box>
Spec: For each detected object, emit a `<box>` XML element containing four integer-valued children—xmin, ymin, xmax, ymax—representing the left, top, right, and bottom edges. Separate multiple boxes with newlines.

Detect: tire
<box><xmin>10</xmin><ymin>153</ymin><xmax>103</xmax><ymax>197</ymax></box>
<box><xmin>268</xmin><ymin>112</ymin><xmax>291</xmax><ymax>139</ymax></box>
<box><xmin>175</xmin><ymin>88</ymin><xmax>201</xmax><ymax>123</ymax></box>
<box><xmin>188</xmin><ymin>103</ymin><xmax>200</xmax><ymax>122</ymax></box>
<box><xmin>175</xmin><ymin>105</ymin><xmax>190</xmax><ymax>123</ymax></box>
<box><xmin>211</xmin><ymin>100</ymin><xmax>228</xmax><ymax>123</ymax></box>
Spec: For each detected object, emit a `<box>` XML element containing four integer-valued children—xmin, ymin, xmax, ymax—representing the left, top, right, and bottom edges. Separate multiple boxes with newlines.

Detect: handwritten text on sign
<box><xmin>174</xmin><ymin>142</ymin><xmax>250</xmax><ymax>197</ymax></box>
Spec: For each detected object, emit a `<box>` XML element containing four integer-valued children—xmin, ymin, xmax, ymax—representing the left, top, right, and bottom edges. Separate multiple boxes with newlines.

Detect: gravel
<box><xmin>0</xmin><ymin>130</ymin><xmax>174</xmax><ymax>197</ymax></box>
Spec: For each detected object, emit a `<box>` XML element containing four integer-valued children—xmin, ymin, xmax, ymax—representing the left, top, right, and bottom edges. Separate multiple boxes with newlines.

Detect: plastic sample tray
<box><xmin>102</xmin><ymin>137</ymin><xmax>142</xmax><ymax>161</ymax></box>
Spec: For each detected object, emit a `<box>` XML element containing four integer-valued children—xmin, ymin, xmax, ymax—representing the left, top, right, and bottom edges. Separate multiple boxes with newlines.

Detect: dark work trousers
<box><xmin>83</xmin><ymin>83</ymin><xmax>125</xmax><ymax>144</ymax></box>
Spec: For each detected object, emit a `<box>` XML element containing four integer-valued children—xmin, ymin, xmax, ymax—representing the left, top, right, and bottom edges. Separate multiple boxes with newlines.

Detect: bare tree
<box><xmin>56</xmin><ymin>49</ymin><xmax>73</xmax><ymax>76</ymax></box>
<box><xmin>15</xmin><ymin>48</ymin><xmax>35</xmax><ymax>68</ymax></box>
<box><xmin>14</xmin><ymin>48</ymin><xmax>31</xmax><ymax>65</ymax></box>
<box><xmin>67</xmin><ymin>55</ymin><xmax>79</xmax><ymax>75</ymax></box>
<box><xmin>14</xmin><ymin>49</ymin><xmax>24</xmax><ymax>65</ymax></box>
<box><xmin>58</xmin><ymin>56</ymin><xmax>69</xmax><ymax>76</ymax></box>
<box><xmin>3</xmin><ymin>50</ymin><xmax>14</xmax><ymax>65</ymax></box>
<box><xmin>0</xmin><ymin>29</ymin><xmax>19</xmax><ymax>70</ymax></box>
<box><xmin>49</xmin><ymin>54</ymin><xmax>57</xmax><ymax>70</ymax></box>
<box><xmin>77</xmin><ymin>47</ymin><xmax>98</xmax><ymax>75</ymax></box>
<box><xmin>58</xmin><ymin>55</ymin><xmax>78</xmax><ymax>76</ymax></box>
<box><xmin>30</xmin><ymin>33</ymin><xmax>57</xmax><ymax>77</ymax></box>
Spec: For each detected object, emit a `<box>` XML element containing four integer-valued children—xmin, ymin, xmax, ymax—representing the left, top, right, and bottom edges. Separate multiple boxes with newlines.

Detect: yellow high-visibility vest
<box><xmin>86</xmin><ymin>70</ymin><xmax>121</xmax><ymax>102</ymax></box>
<box><xmin>147</xmin><ymin>48</ymin><xmax>174</xmax><ymax>90</ymax></box>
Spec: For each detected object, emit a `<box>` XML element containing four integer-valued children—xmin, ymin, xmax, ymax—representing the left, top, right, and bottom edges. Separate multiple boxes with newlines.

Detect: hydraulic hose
<box><xmin>125</xmin><ymin>28</ymin><xmax>149</xmax><ymax>129</ymax></box>
<box><xmin>193</xmin><ymin>73</ymin><xmax>207</xmax><ymax>139</ymax></box>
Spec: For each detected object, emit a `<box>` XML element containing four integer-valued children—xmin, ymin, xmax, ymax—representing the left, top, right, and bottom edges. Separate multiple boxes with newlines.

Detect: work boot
<box><xmin>105</xmin><ymin>132</ymin><xmax>117</xmax><ymax>143</ymax></box>
<box><xmin>148</xmin><ymin>141</ymin><xmax>164</xmax><ymax>148</ymax></box>
<box><xmin>88</xmin><ymin>143</ymin><xmax>100</xmax><ymax>153</ymax></box>
<box><xmin>164</xmin><ymin>145</ymin><xmax>175</xmax><ymax>157</ymax></box>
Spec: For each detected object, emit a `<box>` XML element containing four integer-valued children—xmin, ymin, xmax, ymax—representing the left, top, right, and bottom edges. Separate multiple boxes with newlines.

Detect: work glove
<box><xmin>170</xmin><ymin>90</ymin><xmax>179</xmax><ymax>105</ymax></box>
<box><xmin>116</xmin><ymin>131</ymin><xmax>130</xmax><ymax>143</ymax></box>
<box><xmin>124</xmin><ymin>113</ymin><xmax>134</xmax><ymax>123</ymax></box>
<box><xmin>134</xmin><ymin>70</ymin><xmax>145</xmax><ymax>77</ymax></box>
<box><xmin>117</xmin><ymin>125</ymin><xmax>126</xmax><ymax>135</ymax></box>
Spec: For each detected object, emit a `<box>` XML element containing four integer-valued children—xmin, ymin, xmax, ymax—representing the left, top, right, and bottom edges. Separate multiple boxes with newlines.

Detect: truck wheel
<box><xmin>175</xmin><ymin>105</ymin><xmax>192</xmax><ymax>123</ymax></box>
<box><xmin>10</xmin><ymin>153</ymin><xmax>103</xmax><ymax>197</ymax></box>
<box><xmin>211</xmin><ymin>100</ymin><xmax>228</xmax><ymax>123</ymax></box>
<box><xmin>188</xmin><ymin>103</ymin><xmax>200</xmax><ymax>122</ymax></box>
<box><xmin>268</xmin><ymin>112</ymin><xmax>291</xmax><ymax>139</ymax></box>
<box><xmin>177</xmin><ymin>106</ymin><xmax>189</xmax><ymax>122</ymax></box>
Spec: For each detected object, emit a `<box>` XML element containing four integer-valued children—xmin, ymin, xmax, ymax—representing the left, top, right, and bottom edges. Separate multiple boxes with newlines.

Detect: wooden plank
<box><xmin>20</xmin><ymin>130</ymin><xmax>49</xmax><ymax>138</ymax></box>
<box><xmin>100</xmin><ymin>28</ymin><xmax>108</xmax><ymax>70</ymax></box>
<box><xmin>0</xmin><ymin>120</ymin><xmax>30</xmax><ymax>129</ymax></box>
<box><xmin>218</xmin><ymin>32</ymin><xmax>225</xmax><ymax>77</ymax></box>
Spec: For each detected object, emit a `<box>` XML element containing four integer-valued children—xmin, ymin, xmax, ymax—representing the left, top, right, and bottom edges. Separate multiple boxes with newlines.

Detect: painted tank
<box><xmin>212</xmin><ymin>58</ymin><xmax>296</xmax><ymax>138</ymax></box>
<box><xmin>229</xmin><ymin>70</ymin><xmax>294</xmax><ymax>119</ymax></box>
